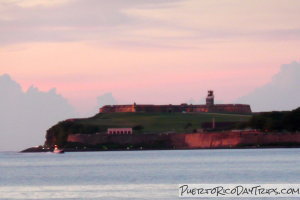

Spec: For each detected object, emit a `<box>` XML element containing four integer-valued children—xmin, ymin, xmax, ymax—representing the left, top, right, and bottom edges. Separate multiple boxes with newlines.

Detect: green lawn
<box><xmin>73</xmin><ymin>112</ymin><xmax>251</xmax><ymax>134</ymax></box>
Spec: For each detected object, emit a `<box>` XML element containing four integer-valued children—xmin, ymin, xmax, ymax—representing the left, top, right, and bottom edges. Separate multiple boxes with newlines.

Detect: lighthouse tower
<box><xmin>206</xmin><ymin>90</ymin><xmax>214</xmax><ymax>106</ymax></box>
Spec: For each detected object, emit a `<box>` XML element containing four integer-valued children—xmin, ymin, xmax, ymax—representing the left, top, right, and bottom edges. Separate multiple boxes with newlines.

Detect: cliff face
<box><xmin>67</xmin><ymin>131</ymin><xmax>300</xmax><ymax>149</ymax></box>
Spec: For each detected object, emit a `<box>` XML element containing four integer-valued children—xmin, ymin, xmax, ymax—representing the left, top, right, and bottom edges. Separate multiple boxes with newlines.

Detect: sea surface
<box><xmin>0</xmin><ymin>148</ymin><xmax>300</xmax><ymax>200</ymax></box>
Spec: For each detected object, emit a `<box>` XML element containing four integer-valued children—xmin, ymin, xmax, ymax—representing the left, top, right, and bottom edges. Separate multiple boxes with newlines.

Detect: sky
<box><xmin>0</xmin><ymin>0</ymin><xmax>300</xmax><ymax>150</ymax></box>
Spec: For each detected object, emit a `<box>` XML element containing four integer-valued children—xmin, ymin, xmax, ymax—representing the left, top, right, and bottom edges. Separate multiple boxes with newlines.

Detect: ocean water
<box><xmin>0</xmin><ymin>148</ymin><xmax>300</xmax><ymax>200</ymax></box>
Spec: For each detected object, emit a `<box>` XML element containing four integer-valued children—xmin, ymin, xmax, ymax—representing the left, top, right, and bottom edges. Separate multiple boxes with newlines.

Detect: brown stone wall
<box><xmin>191</xmin><ymin>105</ymin><xmax>209</xmax><ymax>112</ymax></box>
<box><xmin>99</xmin><ymin>104</ymin><xmax>251</xmax><ymax>114</ymax></box>
<box><xmin>135</xmin><ymin>105</ymin><xmax>186</xmax><ymax>112</ymax></box>
<box><xmin>68</xmin><ymin>133</ymin><xmax>171</xmax><ymax>147</ymax></box>
<box><xmin>100</xmin><ymin>105</ymin><xmax>135</xmax><ymax>113</ymax></box>
<box><xmin>67</xmin><ymin>131</ymin><xmax>300</xmax><ymax>149</ymax></box>
<box><xmin>208</xmin><ymin>104</ymin><xmax>252</xmax><ymax>113</ymax></box>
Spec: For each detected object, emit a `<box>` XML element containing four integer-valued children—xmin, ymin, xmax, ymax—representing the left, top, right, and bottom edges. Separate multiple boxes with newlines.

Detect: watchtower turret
<box><xmin>206</xmin><ymin>90</ymin><xmax>214</xmax><ymax>106</ymax></box>
<box><xmin>132</xmin><ymin>102</ymin><xmax>137</xmax><ymax>112</ymax></box>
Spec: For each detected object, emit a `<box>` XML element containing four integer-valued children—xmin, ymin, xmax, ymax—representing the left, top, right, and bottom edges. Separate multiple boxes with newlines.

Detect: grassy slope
<box><xmin>74</xmin><ymin>112</ymin><xmax>251</xmax><ymax>134</ymax></box>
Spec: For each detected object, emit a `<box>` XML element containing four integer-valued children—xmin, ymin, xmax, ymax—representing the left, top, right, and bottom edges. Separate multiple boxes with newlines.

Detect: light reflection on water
<box><xmin>0</xmin><ymin>149</ymin><xmax>300</xmax><ymax>199</ymax></box>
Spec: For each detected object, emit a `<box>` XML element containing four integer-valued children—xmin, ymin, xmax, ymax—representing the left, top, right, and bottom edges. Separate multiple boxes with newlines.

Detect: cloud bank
<box><xmin>97</xmin><ymin>93</ymin><xmax>117</xmax><ymax>107</ymax></box>
<box><xmin>0</xmin><ymin>74</ymin><xmax>75</xmax><ymax>151</ymax></box>
<box><xmin>1</xmin><ymin>0</ymin><xmax>300</xmax><ymax>48</ymax></box>
<box><xmin>237</xmin><ymin>61</ymin><xmax>300</xmax><ymax>112</ymax></box>
<box><xmin>0</xmin><ymin>0</ymin><xmax>181</xmax><ymax>46</ymax></box>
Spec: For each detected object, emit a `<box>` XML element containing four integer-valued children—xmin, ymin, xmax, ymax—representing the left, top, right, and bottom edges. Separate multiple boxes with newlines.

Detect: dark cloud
<box><xmin>0</xmin><ymin>74</ymin><xmax>76</xmax><ymax>150</ymax></box>
<box><xmin>237</xmin><ymin>61</ymin><xmax>300</xmax><ymax>112</ymax></box>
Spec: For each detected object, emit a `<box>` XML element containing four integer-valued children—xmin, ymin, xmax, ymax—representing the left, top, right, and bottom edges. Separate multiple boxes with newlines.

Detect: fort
<box><xmin>99</xmin><ymin>91</ymin><xmax>252</xmax><ymax>114</ymax></box>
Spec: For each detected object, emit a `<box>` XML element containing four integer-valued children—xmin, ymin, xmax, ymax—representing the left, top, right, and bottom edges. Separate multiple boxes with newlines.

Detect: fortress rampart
<box><xmin>99</xmin><ymin>104</ymin><xmax>251</xmax><ymax>114</ymax></box>
<box><xmin>99</xmin><ymin>91</ymin><xmax>252</xmax><ymax>114</ymax></box>
<box><xmin>67</xmin><ymin>131</ymin><xmax>300</xmax><ymax>149</ymax></box>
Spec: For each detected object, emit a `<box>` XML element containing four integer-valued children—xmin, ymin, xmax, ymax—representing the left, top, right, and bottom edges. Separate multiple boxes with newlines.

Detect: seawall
<box><xmin>67</xmin><ymin>131</ymin><xmax>300</xmax><ymax>149</ymax></box>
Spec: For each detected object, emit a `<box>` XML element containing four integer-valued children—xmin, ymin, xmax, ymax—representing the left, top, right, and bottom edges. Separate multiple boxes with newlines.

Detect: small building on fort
<box><xmin>107</xmin><ymin>128</ymin><xmax>133</xmax><ymax>135</ymax></box>
<box><xmin>99</xmin><ymin>91</ymin><xmax>252</xmax><ymax>114</ymax></box>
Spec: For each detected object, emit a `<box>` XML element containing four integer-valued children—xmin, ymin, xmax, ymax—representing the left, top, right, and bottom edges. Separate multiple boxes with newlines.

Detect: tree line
<box><xmin>239</xmin><ymin>107</ymin><xmax>300</xmax><ymax>131</ymax></box>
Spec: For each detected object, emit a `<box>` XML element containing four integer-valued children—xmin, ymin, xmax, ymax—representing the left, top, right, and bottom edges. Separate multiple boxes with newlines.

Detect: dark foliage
<box><xmin>45</xmin><ymin>121</ymin><xmax>101</xmax><ymax>147</ymax></box>
<box><xmin>133</xmin><ymin>125</ymin><xmax>144</xmax><ymax>130</ymax></box>
<box><xmin>247</xmin><ymin>107</ymin><xmax>300</xmax><ymax>131</ymax></box>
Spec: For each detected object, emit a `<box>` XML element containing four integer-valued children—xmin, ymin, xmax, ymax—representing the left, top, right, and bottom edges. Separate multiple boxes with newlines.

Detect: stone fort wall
<box><xmin>99</xmin><ymin>91</ymin><xmax>252</xmax><ymax>114</ymax></box>
<box><xmin>67</xmin><ymin>131</ymin><xmax>300</xmax><ymax>149</ymax></box>
<box><xmin>99</xmin><ymin>104</ymin><xmax>252</xmax><ymax>114</ymax></box>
